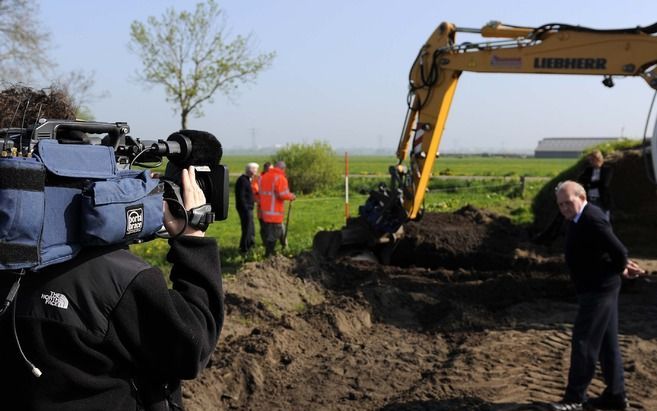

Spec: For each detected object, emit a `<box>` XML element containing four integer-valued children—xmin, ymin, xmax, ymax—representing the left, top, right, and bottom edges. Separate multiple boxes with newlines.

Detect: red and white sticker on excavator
<box><xmin>412</xmin><ymin>127</ymin><xmax>425</xmax><ymax>156</ymax></box>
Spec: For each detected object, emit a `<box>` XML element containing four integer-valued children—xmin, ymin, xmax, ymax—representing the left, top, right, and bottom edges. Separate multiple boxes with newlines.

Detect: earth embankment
<box><xmin>184</xmin><ymin>206</ymin><xmax>657</xmax><ymax>410</ymax></box>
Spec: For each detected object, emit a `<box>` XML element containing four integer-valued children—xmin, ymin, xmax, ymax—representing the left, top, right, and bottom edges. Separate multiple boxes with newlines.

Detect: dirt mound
<box><xmin>532</xmin><ymin>148</ymin><xmax>657</xmax><ymax>255</ymax></box>
<box><xmin>183</xmin><ymin>210</ymin><xmax>657</xmax><ymax>411</ymax></box>
<box><xmin>606</xmin><ymin>150</ymin><xmax>657</xmax><ymax>254</ymax></box>
<box><xmin>390</xmin><ymin>205</ymin><xmax>530</xmax><ymax>270</ymax></box>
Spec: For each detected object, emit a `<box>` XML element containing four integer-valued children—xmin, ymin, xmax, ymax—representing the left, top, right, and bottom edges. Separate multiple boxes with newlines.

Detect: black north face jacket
<box><xmin>0</xmin><ymin>236</ymin><xmax>224</xmax><ymax>411</ymax></box>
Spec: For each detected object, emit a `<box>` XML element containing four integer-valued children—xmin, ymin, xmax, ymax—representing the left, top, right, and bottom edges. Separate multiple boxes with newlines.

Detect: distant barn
<box><xmin>534</xmin><ymin>137</ymin><xmax>621</xmax><ymax>158</ymax></box>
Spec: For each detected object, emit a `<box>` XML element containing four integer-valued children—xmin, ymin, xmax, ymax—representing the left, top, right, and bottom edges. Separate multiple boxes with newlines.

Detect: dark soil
<box><xmin>532</xmin><ymin>148</ymin><xmax>657</xmax><ymax>255</ymax></box>
<box><xmin>607</xmin><ymin>150</ymin><xmax>657</xmax><ymax>254</ymax></box>
<box><xmin>183</xmin><ymin>207</ymin><xmax>657</xmax><ymax>411</ymax></box>
<box><xmin>390</xmin><ymin>205</ymin><xmax>529</xmax><ymax>270</ymax></box>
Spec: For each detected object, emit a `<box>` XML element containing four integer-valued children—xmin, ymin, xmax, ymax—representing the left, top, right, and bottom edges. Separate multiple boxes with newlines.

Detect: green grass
<box><xmin>422</xmin><ymin>178</ymin><xmax>543</xmax><ymax>225</ymax></box>
<box><xmin>342</xmin><ymin>155</ymin><xmax>575</xmax><ymax>177</ymax></box>
<box><xmin>131</xmin><ymin>193</ymin><xmax>364</xmax><ymax>273</ymax></box>
<box><xmin>430</xmin><ymin>156</ymin><xmax>577</xmax><ymax>177</ymax></box>
<box><xmin>146</xmin><ymin>154</ymin><xmax>575</xmax><ymax>178</ymax></box>
<box><xmin>131</xmin><ymin>155</ymin><xmax>573</xmax><ymax>272</ymax></box>
<box><xmin>131</xmin><ymin>176</ymin><xmax>541</xmax><ymax>272</ymax></box>
<box><xmin>220</xmin><ymin>155</ymin><xmax>273</xmax><ymax>175</ymax></box>
<box><xmin>221</xmin><ymin>155</ymin><xmax>576</xmax><ymax>177</ymax></box>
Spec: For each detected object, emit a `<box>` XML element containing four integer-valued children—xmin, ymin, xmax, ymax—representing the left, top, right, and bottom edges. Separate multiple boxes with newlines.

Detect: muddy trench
<box><xmin>183</xmin><ymin>206</ymin><xmax>657</xmax><ymax>411</ymax></box>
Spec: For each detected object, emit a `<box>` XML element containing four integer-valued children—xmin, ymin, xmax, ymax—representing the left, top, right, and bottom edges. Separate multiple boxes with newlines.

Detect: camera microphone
<box><xmin>160</xmin><ymin>130</ymin><xmax>229</xmax><ymax>225</ymax></box>
<box><xmin>150</xmin><ymin>130</ymin><xmax>223</xmax><ymax>167</ymax></box>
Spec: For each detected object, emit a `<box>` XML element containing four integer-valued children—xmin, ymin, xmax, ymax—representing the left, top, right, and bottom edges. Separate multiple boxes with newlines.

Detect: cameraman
<box><xmin>0</xmin><ymin>167</ymin><xmax>224</xmax><ymax>410</ymax></box>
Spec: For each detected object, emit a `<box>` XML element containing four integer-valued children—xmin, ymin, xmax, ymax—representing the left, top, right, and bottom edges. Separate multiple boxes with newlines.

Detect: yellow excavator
<box><xmin>313</xmin><ymin>20</ymin><xmax>657</xmax><ymax>260</ymax></box>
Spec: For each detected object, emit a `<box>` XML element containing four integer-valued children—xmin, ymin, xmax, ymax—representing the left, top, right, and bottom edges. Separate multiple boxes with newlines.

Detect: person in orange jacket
<box><xmin>258</xmin><ymin>161</ymin><xmax>295</xmax><ymax>256</ymax></box>
<box><xmin>256</xmin><ymin>162</ymin><xmax>270</xmax><ymax>243</ymax></box>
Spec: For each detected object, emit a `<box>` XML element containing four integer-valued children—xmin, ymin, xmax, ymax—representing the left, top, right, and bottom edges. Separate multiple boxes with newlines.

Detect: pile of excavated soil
<box><xmin>183</xmin><ymin>209</ymin><xmax>657</xmax><ymax>411</ymax></box>
<box><xmin>532</xmin><ymin>148</ymin><xmax>657</xmax><ymax>255</ymax></box>
<box><xmin>606</xmin><ymin>150</ymin><xmax>657</xmax><ymax>253</ymax></box>
<box><xmin>390</xmin><ymin>205</ymin><xmax>529</xmax><ymax>270</ymax></box>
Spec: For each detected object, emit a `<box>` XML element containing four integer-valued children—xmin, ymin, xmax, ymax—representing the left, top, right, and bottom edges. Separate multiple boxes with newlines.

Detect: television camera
<box><xmin>0</xmin><ymin>119</ymin><xmax>229</xmax><ymax>271</ymax></box>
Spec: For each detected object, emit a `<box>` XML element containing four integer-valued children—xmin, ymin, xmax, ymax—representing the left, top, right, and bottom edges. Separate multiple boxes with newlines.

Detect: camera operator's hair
<box><xmin>0</xmin><ymin>85</ymin><xmax>76</xmax><ymax>128</ymax></box>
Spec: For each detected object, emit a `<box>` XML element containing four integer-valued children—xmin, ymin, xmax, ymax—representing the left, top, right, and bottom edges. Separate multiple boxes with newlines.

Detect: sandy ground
<box><xmin>182</xmin><ymin>208</ymin><xmax>657</xmax><ymax>411</ymax></box>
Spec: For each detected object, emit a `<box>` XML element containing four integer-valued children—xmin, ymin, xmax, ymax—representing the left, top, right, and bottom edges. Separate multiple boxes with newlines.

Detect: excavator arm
<box><xmin>313</xmin><ymin>20</ymin><xmax>657</xmax><ymax>261</ymax></box>
<box><xmin>397</xmin><ymin>20</ymin><xmax>657</xmax><ymax>220</ymax></box>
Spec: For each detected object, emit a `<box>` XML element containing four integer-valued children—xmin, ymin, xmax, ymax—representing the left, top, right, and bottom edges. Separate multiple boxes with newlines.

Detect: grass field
<box><xmin>131</xmin><ymin>155</ymin><xmax>554</xmax><ymax>273</ymax></box>
<box><xmin>147</xmin><ymin>155</ymin><xmax>575</xmax><ymax>180</ymax></box>
<box><xmin>222</xmin><ymin>154</ymin><xmax>576</xmax><ymax>177</ymax></box>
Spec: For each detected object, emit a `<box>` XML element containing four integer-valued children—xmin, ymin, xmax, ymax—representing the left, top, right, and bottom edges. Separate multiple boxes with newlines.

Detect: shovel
<box><xmin>282</xmin><ymin>201</ymin><xmax>293</xmax><ymax>248</ymax></box>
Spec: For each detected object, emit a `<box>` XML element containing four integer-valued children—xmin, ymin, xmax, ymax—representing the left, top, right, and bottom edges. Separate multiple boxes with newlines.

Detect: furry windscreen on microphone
<box><xmin>169</xmin><ymin>129</ymin><xmax>223</xmax><ymax>166</ymax></box>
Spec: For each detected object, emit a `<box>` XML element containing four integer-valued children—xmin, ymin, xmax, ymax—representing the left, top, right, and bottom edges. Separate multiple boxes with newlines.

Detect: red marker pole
<box><xmin>345</xmin><ymin>151</ymin><xmax>349</xmax><ymax>221</ymax></box>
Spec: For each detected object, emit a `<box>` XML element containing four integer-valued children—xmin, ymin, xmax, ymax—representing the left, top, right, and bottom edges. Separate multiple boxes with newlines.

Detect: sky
<box><xmin>34</xmin><ymin>0</ymin><xmax>657</xmax><ymax>154</ymax></box>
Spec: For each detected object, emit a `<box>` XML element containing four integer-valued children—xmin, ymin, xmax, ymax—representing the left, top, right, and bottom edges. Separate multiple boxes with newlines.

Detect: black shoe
<box><xmin>585</xmin><ymin>394</ymin><xmax>628</xmax><ymax>410</ymax></box>
<box><xmin>547</xmin><ymin>401</ymin><xmax>583</xmax><ymax>411</ymax></box>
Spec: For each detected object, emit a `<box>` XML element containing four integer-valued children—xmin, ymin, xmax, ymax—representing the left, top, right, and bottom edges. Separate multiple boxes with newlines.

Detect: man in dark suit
<box><xmin>548</xmin><ymin>181</ymin><xmax>644</xmax><ymax>411</ymax></box>
<box><xmin>235</xmin><ymin>162</ymin><xmax>259</xmax><ymax>254</ymax></box>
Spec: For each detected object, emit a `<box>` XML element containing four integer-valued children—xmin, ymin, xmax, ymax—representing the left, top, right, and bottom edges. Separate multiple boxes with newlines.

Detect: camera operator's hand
<box><xmin>163</xmin><ymin>166</ymin><xmax>206</xmax><ymax>238</ymax></box>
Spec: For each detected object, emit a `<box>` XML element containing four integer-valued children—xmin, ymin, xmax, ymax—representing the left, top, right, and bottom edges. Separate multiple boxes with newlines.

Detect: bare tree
<box><xmin>0</xmin><ymin>1</ymin><xmax>105</xmax><ymax>119</ymax></box>
<box><xmin>129</xmin><ymin>0</ymin><xmax>275</xmax><ymax>129</ymax></box>
<box><xmin>0</xmin><ymin>0</ymin><xmax>51</xmax><ymax>82</ymax></box>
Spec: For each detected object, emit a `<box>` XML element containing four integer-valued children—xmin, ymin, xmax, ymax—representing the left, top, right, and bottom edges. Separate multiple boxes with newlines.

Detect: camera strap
<box><xmin>187</xmin><ymin>205</ymin><xmax>214</xmax><ymax>232</ymax></box>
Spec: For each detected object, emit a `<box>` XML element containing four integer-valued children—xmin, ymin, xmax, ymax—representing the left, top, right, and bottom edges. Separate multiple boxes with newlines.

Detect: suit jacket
<box><xmin>235</xmin><ymin>174</ymin><xmax>254</xmax><ymax>211</ymax></box>
<box><xmin>565</xmin><ymin>203</ymin><xmax>627</xmax><ymax>294</ymax></box>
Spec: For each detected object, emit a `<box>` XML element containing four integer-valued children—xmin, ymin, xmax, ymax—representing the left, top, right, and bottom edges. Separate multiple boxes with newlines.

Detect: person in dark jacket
<box><xmin>548</xmin><ymin>181</ymin><xmax>644</xmax><ymax>411</ymax></box>
<box><xmin>235</xmin><ymin>162</ymin><xmax>259</xmax><ymax>254</ymax></box>
<box><xmin>578</xmin><ymin>150</ymin><xmax>613</xmax><ymax>218</ymax></box>
<box><xmin>0</xmin><ymin>166</ymin><xmax>224</xmax><ymax>411</ymax></box>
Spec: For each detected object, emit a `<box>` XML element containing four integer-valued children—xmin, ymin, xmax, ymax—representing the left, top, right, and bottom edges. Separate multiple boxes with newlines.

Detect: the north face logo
<box><xmin>125</xmin><ymin>205</ymin><xmax>144</xmax><ymax>236</ymax></box>
<box><xmin>41</xmin><ymin>291</ymin><xmax>69</xmax><ymax>309</ymax></box>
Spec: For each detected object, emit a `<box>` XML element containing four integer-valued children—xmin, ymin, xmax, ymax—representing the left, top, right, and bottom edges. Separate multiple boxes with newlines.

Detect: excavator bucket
<box><xmin>312</xmin><ymin>216</ymin><xmax>403</xmax><ymax>263</ymax></box>
<box><xmin>312</xmin><ymin>183</ymin><xmax>408</xmax><ymax>263</ymax></box>
<box><xmin>311</xmin><ymin>230</ymin><xmax>342</xmax><ymax>260</ymax></box>
<box><xmin>312</xmin><ymin>217</ymin><xmax>375</xmax><ymax>259</ymax></box>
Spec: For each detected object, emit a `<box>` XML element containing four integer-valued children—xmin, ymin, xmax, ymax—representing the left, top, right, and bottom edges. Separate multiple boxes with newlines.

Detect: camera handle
<box><xmin>187</xmin><ymin>204</ymin><xmax>215</xmax><ymax>232</ymax></box>
<box><xmin>161</xmin><ymin>179</ymin><xmax>215</xmax><ymax>232</ymax></box>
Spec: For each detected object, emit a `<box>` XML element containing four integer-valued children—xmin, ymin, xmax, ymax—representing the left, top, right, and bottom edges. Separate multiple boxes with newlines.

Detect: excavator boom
<box><xmin>314</xmin><ymin>20</ymin><xmax>657</xmax><ymax>261</ymax></box>
<box><xmin>399</xmin><ymin>21</ymin><xmax>657</xmax><ymax>220</ymax></box>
